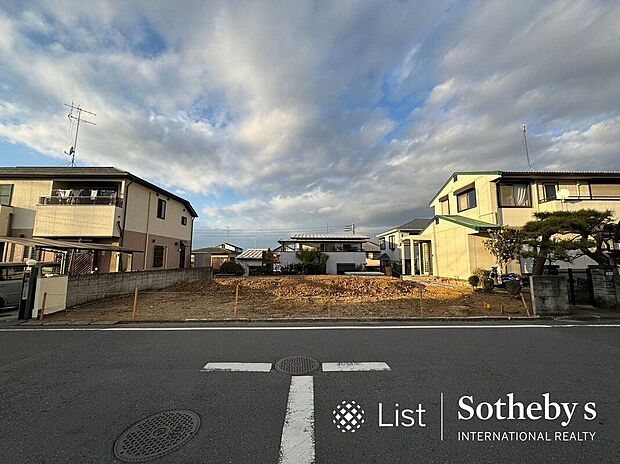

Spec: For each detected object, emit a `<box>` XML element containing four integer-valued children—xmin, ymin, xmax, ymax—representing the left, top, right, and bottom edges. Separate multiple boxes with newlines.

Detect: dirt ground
<box><xmin>48</xmin><ymin>276</ymin><xmax>529</xmax><ymax>322</ymax></box>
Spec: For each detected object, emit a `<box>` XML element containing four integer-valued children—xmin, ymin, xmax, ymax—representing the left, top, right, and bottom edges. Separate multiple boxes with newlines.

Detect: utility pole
<box><xmin>522</xmin><ymin>124</ymin><xmax>532</xmax><ymax>170</ymax></box>
<box><xmin>64</xmin><ymin>102</ymin><xmax>96</xmax><ymax>167</ymax></box>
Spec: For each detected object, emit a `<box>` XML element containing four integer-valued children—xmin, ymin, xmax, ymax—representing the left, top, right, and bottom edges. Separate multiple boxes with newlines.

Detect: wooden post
<box><xmin>234</xmin><ymin>284</ymin><xmax>239</xmax><ymax>317</ymax></box>
<box><xmin>419</xmin><ymin>287</ymin><xmax>423</xmax><ymax>316</ymax></box>
<box><xmin>38</xmin><ymin>292</ymin><xmax>47</xmax><ymax>320</ymax></box>
<box><xmin>520</xmin><ymin>293</ymin><xmax>531</xmax><ymax>317</ymax></box>
<box><xmin>131</xmin><ymin>287</ymin><xmax>139</xmax><ymax>321</ymax></box>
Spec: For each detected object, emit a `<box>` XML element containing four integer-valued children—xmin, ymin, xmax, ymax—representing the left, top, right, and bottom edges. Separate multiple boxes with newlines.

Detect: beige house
<box><xmin>401</xmin><ymin>171</ymin><xmax>620</xmax><ymax>279</ymax></box>
<box><xmin>0</xmin><ymin>167</ymin><xmax>197</xmax><ymax>273</ymax></box>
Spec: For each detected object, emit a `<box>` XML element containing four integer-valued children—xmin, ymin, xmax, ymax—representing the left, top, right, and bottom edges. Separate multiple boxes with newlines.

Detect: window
<box><xmin>439</xmin><ymin>196</ymin><xmax>450</xmax><ymax>214</ymax></box>
<box><xmin>388</xmin><ymin>235</ymin><xmax>396</xmax><ymax>250</ymax></box>
<box><xmin>157</xmin><ymin>199</ymin><xmax>166</xmax><ymax>219</ymax></box>
<box><xmin>152</xmin><ymin>245</ymin><xmax>165</xmax><ymax>268</ymax></box>
<box><xmin>379</xmin><ymin>238</ymin><xmax>386</xmax><ymax>250</ymax></box>
<box><xmin>543</xmin><ymin>183</ymin><xmax>558</xmax><ymax>201</ymax></box>
<box><xmin>498</xmin><ymin>183</ymin><xmax>531</xmax><ymax>207</ymax></box>
<box><xmin>456</xmin><ymin>188</ymin><xmax>477</xmax><ymax>212</ymax></box>
<box><xmin>0</xmin><ymin>184</ymin><xmax>13</xmax><ymax>205</ymax></box>
<box><xmin>181</xmin><ymin>215</ymin><xmax>188</xmax><ymax>226</ymax></box>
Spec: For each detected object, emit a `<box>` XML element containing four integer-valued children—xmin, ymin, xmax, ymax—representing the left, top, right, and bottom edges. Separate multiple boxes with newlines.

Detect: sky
<box><xmin>1</xmin><ymin>0</ymin><xmax>619</xmax><ymax>249</ymax></box>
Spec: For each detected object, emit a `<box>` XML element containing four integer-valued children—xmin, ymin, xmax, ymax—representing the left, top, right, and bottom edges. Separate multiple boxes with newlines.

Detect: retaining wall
<box><xmin>588</xmin><ymin>266</ymin><xmax>619</xmax><ymax>309</ymax></box>
<box><xmin>66</xmin><ymin>267</ymin><xmax>212</xmax><ymax>308</ymax></box>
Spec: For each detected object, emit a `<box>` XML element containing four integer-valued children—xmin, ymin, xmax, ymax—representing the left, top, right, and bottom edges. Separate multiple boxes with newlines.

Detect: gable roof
<box><xmin>0</xmin><ymin>166</ymin><xmax>198</xmax><ymax>217</ymax></box>
<box><xmin>191</xmin><ymin>247</ymin><xmax>239</xmax><ymax>255</ymax></box>
<box><xmin>286</xmin><ymin>233</ymin><xmax>369</xmax><ymax>241</ymax></box>
<box><xmin>377</xmin><ymin>218</ymin><xmax>433</xmax><ymax>237</ymax></box>
<box><xmin>435</xmin><ymin>215</ymin><xmax>501</xmax><ymax>231</ymax></box>
<box><xmin>236</xmin><ymin>248</ymin><xmax>267</xmax><ymax>260</ymax></box>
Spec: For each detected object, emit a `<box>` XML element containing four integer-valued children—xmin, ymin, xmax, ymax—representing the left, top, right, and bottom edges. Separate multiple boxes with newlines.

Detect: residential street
<box><xmin>0</xmin><ymin>322</ymin><xmax>618</xmax><ymax>463</ymax></box>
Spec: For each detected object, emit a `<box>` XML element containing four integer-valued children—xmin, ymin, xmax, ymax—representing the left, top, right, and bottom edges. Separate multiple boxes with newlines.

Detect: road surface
<box><xmin>0</xmin><ymin>321</ymin><xmax>618</xmax><ymax>463</ymax></box>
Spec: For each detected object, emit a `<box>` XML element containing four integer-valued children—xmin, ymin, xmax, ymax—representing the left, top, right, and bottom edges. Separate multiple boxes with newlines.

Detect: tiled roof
<box><xmin>192</xmin><ymin>247</ymin><xmax>239</xmax><ymax>255</ymax></box>
<box><xmin>395</xmin><ymin>218</ymin><xmax>433</xmax><ymax>231</ymax></box>
<box><xmin>435</xmin><ymin>215</ymin><xmax>501</xmax><ymax>231</ymax></box>
<box><xmin>236</xmin><ymin>248</ymin><xmax>268</xmax><ymax>260</ymax></box>
<box><xmin>0</xmin><ymin>166</ymin><xmax>198</xmax><ymax>216</ymax></box>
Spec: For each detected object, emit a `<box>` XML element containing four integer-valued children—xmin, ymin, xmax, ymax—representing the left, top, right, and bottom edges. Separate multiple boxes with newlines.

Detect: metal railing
<box><xmin>39</xmin><ymin>195</ymin><xmax>123</xmax><ymax>207</ymax></box>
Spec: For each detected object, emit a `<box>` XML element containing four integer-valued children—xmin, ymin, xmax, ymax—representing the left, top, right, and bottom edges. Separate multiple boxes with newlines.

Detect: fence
<box><xmin>66</xmin><ymin>267</ymin><xmax>212</xmax><ymax>308</ymax></box>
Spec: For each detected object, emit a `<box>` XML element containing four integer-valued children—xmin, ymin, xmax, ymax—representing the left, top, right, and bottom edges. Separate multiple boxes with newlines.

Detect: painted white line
<box><xmin>201</xmin><ymin>362</ymin><xmax>272</xmax><ymax>372</ymax></box>
<box><xmin>440</xmin><ymin>392</ymin><xmax>444</xmax><ymax>441</ymax></box>
<box><xmin>279</xmin><ymin>376</ymin><xmax>315</xmax><ymax>464</ymax></box>
<box><xmin>0</xmin><ymin>324</ymin><xmax>619</xmax><ymax>332</ymax></box>
<box><xmin>322</xmin><ymin>362</ymin><xmax>391</xmax><ymax>372</ymax></box>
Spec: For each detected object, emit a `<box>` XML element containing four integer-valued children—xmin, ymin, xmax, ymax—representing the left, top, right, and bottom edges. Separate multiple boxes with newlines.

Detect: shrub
<box><xmin>468</xmin><ymin>275</ymin><xmax>480</xmax><ymax>288</ymax></box>
<box><xmin>505</xmin><ymin>280</ymin><xmax>522</xmax><ymax>297</ymax></box>
<box><xmin>481</xmin><ymin>277</ymin><xmax>495</xmax><ymax>292</ymax></box>
<box><xmin>219</xmin><ymin>261</ymin><xmax>245</xmax><ymax>276</ymax></box>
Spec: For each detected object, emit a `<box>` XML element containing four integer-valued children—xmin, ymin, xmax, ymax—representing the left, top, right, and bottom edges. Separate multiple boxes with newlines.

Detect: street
<box><xmin>0</xmin><ymin>322</ymin><xmax>618</xmax><ymax>463</ymax></box>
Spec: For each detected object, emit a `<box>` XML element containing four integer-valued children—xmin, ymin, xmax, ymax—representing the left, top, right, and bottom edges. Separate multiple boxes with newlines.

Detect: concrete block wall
<box><xmin>66</xmin><ymin>267</ymin><xmax>212</xmax><ymax>308</ymax></box>
<box><xmin>588</xmin><ymin>266</ymin><xmax>618</xmax><ymax>309</ymax></box>
<box><xmin>529</xmin><ymin>275</ymin><xmax>570</xmax><ymax>315</ymax></box>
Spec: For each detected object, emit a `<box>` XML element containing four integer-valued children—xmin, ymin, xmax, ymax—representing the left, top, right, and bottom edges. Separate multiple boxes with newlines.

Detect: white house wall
<box><xmin>280</xmin><ymin>251</ymin><xmax>367</xmax><ymax>275</ymax></box>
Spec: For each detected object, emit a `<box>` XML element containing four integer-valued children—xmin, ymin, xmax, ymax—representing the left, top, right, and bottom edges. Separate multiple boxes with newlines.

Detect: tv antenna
<box><xmin>64</xmin><ymin>102</ymin><xmax>96</xmax><ymax>167</ymax></box>
<box><xmin>522</xmin><ymin>124</ymin><xmax>532</xmax><ymax>169</ymax></box>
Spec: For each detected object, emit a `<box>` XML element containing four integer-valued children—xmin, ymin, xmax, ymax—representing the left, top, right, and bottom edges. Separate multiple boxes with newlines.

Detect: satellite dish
<box><xmin>557</xmin><ymin>188</ymin><xmax>570</xmax><ymax>201</ymax></box>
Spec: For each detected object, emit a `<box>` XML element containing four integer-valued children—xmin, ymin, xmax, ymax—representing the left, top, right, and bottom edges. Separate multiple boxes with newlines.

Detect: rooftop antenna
<box><xmin>522</xmin><ymin>123</ymin><xmax>532</xmax><ymax>170</ymax></box>
<box><xmin>64</xmin><ymin>102</ymin><xmax>96</xmax><ymax>167</ymax></box>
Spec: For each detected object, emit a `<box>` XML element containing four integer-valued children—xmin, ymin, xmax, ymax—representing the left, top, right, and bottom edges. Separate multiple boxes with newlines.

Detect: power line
<box><xmin>64</xmin><ymin>102</ymin><xmax>96</xmax><ymax>167</ymax></box>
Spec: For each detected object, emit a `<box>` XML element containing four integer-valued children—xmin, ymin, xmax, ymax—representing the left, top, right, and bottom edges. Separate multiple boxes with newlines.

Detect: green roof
<box><xmin>436</xmin><ymin>215</ymin><xmax>501</xmax><ymax>231</ymax></box>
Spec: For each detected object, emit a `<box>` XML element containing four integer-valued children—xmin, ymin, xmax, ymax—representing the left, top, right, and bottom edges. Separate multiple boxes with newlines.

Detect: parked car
<box><xmin>0</xmin><ymin>263</ymin><xmax>26</xmax><ymax>310</ymax></box>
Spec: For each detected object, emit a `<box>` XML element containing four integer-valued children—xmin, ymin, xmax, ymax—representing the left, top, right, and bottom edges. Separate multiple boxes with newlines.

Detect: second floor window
<box><xmin>388</xmin><ymin>235</ymin><xmax>396</xmax><ymax>250</ymax></box>
<box><xmin>181</xmin><ymin>216</ymin><xmax>188</xmax><ymax>226</ymax></box>
<box><xmin>439</xmin><ymin>196</ymin><xmax>450</xmax><ymax>215</ymax></box>
<box><xmin>379</xmin><ymin>238</ymin><xmax>386</xmax><ymax>250</ymax></box>
<box><xmin>153</xmin><ymin>245</ymin><xmax>165</xmax><ymax>268</ymax></box>
<box><xmin>0</xmin><ymin>184</ymin><xmax>13</xmax><ymax>205</ymax></box>
<box><xmin>157</xmin><ymin>199</ymin><xmax>166</xmax><ymax>219</ymax></box>
<box><xmin>456</xmin><ymin>188</ymin><xmax>477</xmax><ymax>212</ymax></box>
<box><xmin>499</xmin><ymin>183</ymin><xmax>531</xmax><ymax>207</ymax></box>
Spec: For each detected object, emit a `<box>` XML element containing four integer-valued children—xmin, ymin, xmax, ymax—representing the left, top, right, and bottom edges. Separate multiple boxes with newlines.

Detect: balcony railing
<box><xmin>39</xmin><ymin>195</ymin><xmax>123</xmax><ymax>207</ymax></box>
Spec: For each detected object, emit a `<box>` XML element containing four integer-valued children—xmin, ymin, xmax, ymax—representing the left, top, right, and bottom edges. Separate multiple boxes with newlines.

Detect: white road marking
<box><xmin>322</xmin><ymin>362</ymin><xmax>391</xmax><ymax>372</ymax></box>
<box><xmin>201</xmin><ymin>362</ymin><xmax>272</xmax><ymax>372</ymax></box>
<box><xmin>1</xmin><ymin>324</ymin><xmax>619</xmax><ymax>332</ymax></box>
<box><xmin>279</xmin><ymin>376</ymin><xmax>315</xmax><ymax>464</ymax></box>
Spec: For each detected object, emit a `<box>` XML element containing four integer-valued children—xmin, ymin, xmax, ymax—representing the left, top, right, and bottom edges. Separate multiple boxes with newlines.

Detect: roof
<box><xmin>429</xmin><ymin>170</ymin><xmax>620</xmax><ymax>206</ymax></box>
<box><xmin>286</xmin><ymin>233</ymin><xmax>369</xmax><ymax>242</ymax></box>
<box><xmin>236</xmin><ymin>248</ymin><xmax>268</xmax><ymax>260</ymax></box>
<box><xmin>191</xmin><ymin>247</ymin><xmax>239</xmax><ymax>255</ymax></box>
<box><xmin>435</xmin><ymin>215</ymin><xmax>501</xmax><ymax>231</ymax></box>
<box><xmin>217</xmin><ymin>242</ymin><xmax>243</xmax><ymax>250</ymax></box>
<box><xmin>377</xmin><ymin>218</ymin><xmax>433</xmax><ymax>237</ymax></box>
<box><xmin>0</xmin><ymin>166</ymin><xmax>198</xmax><ymax>217</ymax></box>
<box><xmin>0</xmin><ymin>236</ymin><xmax>142</xmax><ymax>253</ymax></box>
<box><xmin>362</xmin><ymin>240</ymin><xmax>381</xmax><ymax>252</ymax></box>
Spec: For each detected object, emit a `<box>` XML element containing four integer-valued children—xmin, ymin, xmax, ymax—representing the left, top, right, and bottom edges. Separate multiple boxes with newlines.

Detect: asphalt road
<box><xmin>0</xmin><ymin>322</ymin><xmax>618</xmax><ymax>463</ymax></box>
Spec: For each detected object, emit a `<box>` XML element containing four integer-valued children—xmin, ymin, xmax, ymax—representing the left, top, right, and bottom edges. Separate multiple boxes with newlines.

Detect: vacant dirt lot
<box><xmin>48</xmin><ymin>276</ymin><xmax>528</xmax><ymax>322</ymax></box>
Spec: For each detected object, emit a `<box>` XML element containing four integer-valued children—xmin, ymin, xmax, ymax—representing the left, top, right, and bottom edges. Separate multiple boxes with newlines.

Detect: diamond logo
<box><xmin>332</xmin><ymin>400</ymin><xmax>365</xmax><ymax>433</ymax></box>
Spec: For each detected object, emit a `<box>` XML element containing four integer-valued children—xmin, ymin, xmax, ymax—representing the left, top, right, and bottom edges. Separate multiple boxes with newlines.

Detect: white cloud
<box><xmin>0</xmin><ymin>0</ymin><xmax>619</xmax><ymax>247</ymax></box>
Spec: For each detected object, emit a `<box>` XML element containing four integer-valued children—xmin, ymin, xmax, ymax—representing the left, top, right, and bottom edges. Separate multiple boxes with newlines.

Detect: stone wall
<box><xmin>529</xmin><ymin>275</ymin><xmax>570</xmax><ymax>315</ymax></box>
<box><xmin>66</xmin><ymin>267</ymin><xmax>212</xmax><ymax>308</ymax></box>
<box><xmin>588</xmin><ymin>266</ymin><xmax>619</xmax><ymax>309</ymax></box>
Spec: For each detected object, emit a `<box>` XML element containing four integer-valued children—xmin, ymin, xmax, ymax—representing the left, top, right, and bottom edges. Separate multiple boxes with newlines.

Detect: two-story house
<box><xmin>376</xmin><ymin>218</ymin><xmax>432</xmax><ymax>273</ymax></box>
<box><xmin>401</xmin><ymin>171</ymin><xmax>620</xmax><ymax>279</ymax></box>
<box><xmin>0</xmin><ymin>167</ymin><xmax>197</xmax><ymax>273</ymax></box>
<box><xmin>278</xmin><ymin>233</ymin><xmax>369</xmax><ymax>274</ymax></box>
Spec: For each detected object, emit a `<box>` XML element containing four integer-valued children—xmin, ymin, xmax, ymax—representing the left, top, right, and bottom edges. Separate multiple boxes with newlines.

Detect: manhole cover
<box><xmin>274</xmin><ymin>356</ymin><xmax>320</xmax><ymax>375</ymax></box>
<box><xmin>113</xmin><ymin>410</ymin><xmax>200</xmax><ymax>462</ymax></box>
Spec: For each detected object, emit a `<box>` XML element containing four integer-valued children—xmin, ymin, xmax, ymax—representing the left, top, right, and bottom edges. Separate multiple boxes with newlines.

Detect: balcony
<box><xmin>34</xmin><ymin>196</ymin><xmax>123</xmax><ymax>238</ymax></box>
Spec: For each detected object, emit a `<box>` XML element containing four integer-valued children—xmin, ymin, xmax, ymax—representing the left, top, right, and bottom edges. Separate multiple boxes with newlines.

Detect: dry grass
<box><xmin>48</xmin><ymin>276</ymin><xmax>528</xmax><ymax>322</ymax></box>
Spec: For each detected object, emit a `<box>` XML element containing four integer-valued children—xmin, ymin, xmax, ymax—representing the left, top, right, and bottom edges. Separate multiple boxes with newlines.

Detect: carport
<box><xmin>0</xmin><ymin>236</ymin><xmax>140</xmax><ymax>274</ymax></box>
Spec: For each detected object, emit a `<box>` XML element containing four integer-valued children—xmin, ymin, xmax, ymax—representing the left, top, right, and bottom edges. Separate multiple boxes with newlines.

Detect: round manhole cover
<box><xmin>113</xmin><ymin>410</ymin><xmax>200</xmax><ymax>462</ymax></box>
<box><xmin>274</xmin><ymin>356</ymin><xmax>321</xmax><ymax>375</ymax></box>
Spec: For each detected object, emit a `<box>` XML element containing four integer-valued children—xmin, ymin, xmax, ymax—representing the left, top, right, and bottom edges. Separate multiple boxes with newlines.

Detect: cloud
<box><xmin>0</xmin><ymin>0</ymin><xmax>619</xmax><ymax>247</ymax></box>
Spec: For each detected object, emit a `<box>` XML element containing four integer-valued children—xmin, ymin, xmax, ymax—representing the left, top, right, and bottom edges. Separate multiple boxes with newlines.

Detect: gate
<box><xmin>565</xmin><ymin>268</ymin><xmax>594</xmax><ymax>305</ymax></box>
